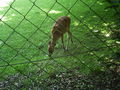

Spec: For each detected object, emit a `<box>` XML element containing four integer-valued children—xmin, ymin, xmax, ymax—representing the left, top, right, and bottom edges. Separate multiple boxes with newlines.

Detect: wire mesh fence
<box><xmin>0</xmin><ymin>0</ymin><xmax>120</xmax><ymax>89</ymax></box>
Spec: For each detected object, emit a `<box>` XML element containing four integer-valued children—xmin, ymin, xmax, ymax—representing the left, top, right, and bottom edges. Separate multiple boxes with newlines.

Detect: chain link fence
<box><xmin>0</xmin><ymin>0</ymin><xmax>120</xmax><ymax>89</ymax></box>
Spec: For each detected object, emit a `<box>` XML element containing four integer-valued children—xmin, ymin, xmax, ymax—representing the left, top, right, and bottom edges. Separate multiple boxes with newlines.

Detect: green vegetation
<box><xmin>0</xmin><ymin>0</ymin><xmax>120</xmax><ymax>89</ymax></box>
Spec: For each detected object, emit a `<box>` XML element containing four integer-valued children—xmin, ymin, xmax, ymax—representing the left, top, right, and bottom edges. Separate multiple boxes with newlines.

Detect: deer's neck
<box><xmin>51</xmin><ymin>38</ymin><xmax>56</xmax><ymax>45</ymax></box>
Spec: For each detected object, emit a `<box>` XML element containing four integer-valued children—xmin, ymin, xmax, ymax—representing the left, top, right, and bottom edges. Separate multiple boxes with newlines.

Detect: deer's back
<box><xmin>52</xmin><ymin>16</ymin><xmax>71</xmax><ymax>38</ymax></box>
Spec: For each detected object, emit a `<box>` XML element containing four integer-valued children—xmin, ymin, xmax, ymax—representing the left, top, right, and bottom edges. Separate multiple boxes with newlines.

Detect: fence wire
<box><xmin>0</xmin><ymin>0</ymin><xmax>119</xmax><ymax>89</ymax></box>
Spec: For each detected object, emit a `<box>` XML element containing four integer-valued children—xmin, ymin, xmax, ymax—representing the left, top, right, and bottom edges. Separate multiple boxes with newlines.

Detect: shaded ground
<box><xmin>0</xmin><ymin>68</ymin><xmax>120</xmax><ymax>89</ymax></box>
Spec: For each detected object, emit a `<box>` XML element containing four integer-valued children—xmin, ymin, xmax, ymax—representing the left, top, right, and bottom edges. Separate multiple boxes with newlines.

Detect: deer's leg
<box><xmin>61</xmin><ymin>35</ymin><xmax>66</xmax><ymax>51</ymax></box>
<box><xmin>67</xmin><ymin>33</ymin><xmax>69</xmax><ymax>50</ymax></box>
<box><xmin>68</xmin><ymin>31</ymin><xmax>73</xmax><ymax>43</ymax></box>
<box><xmin>66</xmin><ymin>31</ymin><xmax>73</xmax><ymax>50</ymax></box>
<box><xmin>67</xmin><ymin>24</ymin><xmax>73</xmax><ymax>43</ymax></box>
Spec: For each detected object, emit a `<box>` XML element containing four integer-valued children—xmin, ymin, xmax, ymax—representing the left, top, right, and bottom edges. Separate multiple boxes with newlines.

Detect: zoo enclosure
<box><xmin>0</xmin><ymin>0</ymin><xmax>119</xmax><ymax>89</ymax></box>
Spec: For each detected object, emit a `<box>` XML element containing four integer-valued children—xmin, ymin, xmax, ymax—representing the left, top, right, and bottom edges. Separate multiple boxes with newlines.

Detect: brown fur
<box><xmin>48</xmin><ymin>16</ymin><xmax>73</xmax><ymax>57</ymax></box>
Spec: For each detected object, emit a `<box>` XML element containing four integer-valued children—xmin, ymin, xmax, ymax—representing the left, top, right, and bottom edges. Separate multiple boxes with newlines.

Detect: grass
<box><xmin>0</xmin><ymin>0</ymin><xmax>116</xmax><ymax>84</ymax></box>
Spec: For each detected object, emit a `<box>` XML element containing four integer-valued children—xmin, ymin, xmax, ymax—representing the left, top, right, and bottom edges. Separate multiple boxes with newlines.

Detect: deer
<box><xmin>48</xmin><ymin>16</ymin><xmax>73</xmax><ymax>57</ymax></box>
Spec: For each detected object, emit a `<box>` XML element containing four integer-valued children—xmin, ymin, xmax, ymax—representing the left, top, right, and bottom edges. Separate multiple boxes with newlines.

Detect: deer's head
<box><xmin>48</xmin><ymin>41</ymin><xmax>56</xmax><ymax>57</ymax></box>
